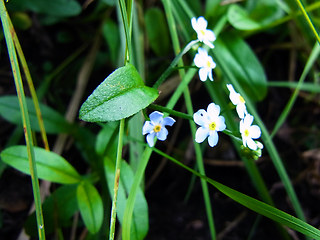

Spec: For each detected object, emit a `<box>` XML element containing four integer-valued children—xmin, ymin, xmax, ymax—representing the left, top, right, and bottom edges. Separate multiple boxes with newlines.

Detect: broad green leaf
<box><xmin>228</xmin><ymin>1</ymin><xmax>284</xmax><ymax>31</ymax></box>
<box><xmin>105</xmin><ymin>158</ymin><xmax>148</xmax><ymax>240</ymax></box>
<box><xmin>95</xmin><ymin>122</ymin><xmax>119</xmax><ymax>156</ymax></box>
<box><xmin>145</xmin><ymin>8</ymin><xmax>170</xmax><ymax>56</ymax></box>
<box><xmin>214</xmin><ymin>32</ymin><xmax>267</xmax><ymax>101</ymax></box>
<box><xmin>25</xmin><ymin>185</ymin><xmax>78</xmax><ymax>236</ymax></box>
<box><xmin>77</xmin><ymin>181</ymin><xmax>103</xmax><ymax>234</ymax></box>
<box><xmin>7</xmin><ymin>0</ymin><xmax>81</xmax><ymax>17</ymax></box>
<box><xmin>0</xmin><ymin>95</ymin><xmax>73</xmax><ymax>134</ymax></box>
<box><xmin>79</xmin><ymin>64</ymin><xmax>158</xmax><ymax>122</ymax></box>
<box><xmin>0</xmin><ymin>146</ymin><xmax>81</xmax><ymax>184</ymax></box>
<box><xmin>208</xmin><ymin>179</ymin><xmax>320</xmax><ymax>240</ymax></box>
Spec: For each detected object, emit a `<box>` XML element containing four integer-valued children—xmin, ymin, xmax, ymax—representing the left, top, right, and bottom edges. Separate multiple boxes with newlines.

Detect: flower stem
<box><xmin>109</xmin><ymin>118</ymin><xmax>125</xmax><ymax>240</ymax></box>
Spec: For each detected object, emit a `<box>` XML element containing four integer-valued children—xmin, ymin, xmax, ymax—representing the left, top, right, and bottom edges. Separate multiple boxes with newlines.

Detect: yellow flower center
<box><xmin>154</xmin><ymin>124</ymin><xmax>162</xmax><ymax>133</ymax></box>
<box><xmin>209</xmin><ymin>122</ymin><xmax>216</xmax><ymax>131</ymax></box>
<box><xmin>206</xmin><ymin>60</ymin><xmax>212</xmax><ymax>68</ymax></box>
<box><xmin>200</xmin><ymin>29</ymin><xmax>205</xmax><ymax>36</ymax></box>
<box><xmin>239</xmin><ymin>95</ymin><xmax>245</xmax><ymax>103</ymax></box>
<box><xmin>244</xmin><ymin>129</ymin><xmax>250</xmax><ymax>137</ymax></box>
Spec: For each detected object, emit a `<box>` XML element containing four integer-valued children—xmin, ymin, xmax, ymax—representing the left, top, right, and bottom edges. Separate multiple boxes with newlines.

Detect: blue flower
<box><xmin>142</xmin><ymin>111</ymin><xmax>175</xmax><ymax>147</ymax></box>
<box><xmin>193</xmin><ymin>103</ymin><xmax>226</xmax><ymax>147</ymax></box>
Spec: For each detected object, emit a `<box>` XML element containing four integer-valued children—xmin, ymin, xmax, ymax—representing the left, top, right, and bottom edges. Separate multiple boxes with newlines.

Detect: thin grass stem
<box><xmin>0</xmin><ymin>1</ymin><xmax>45</xmax><ymax>239</ymax></box>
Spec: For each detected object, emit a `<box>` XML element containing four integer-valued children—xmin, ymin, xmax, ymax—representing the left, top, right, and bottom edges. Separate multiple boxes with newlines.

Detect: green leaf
<box><xmin>79</xmin><ymin>64</ymin><xmax>158</xmax><ymax>122</ymax></box>
<box><xmin>214</xmin><ymin>32</ymin><xmax>267</xmax><ymax>101</ymax></box>
<box><xmin>7</xmin><ymin>0</ymin><xmax>82</xmax><ymax>17</ymax></box>
<box><xmin>145</xmin><ymin>8</ymin><xmax>171</xmax><ymax>56</ymax></box>
<box><xmin>25</xmin><ymin>185</ymin><xmax>78</xmax><ymax>237</ymax></box>
<box><xmin>208</xmin><ymin>179</ymin><xmax>320</xmax><ymax>240</ymax></box>
<box><xmin>0</xmin><ymin>95</ymin><xmax>73</xmax><ymax>134</ymax></box>
<box><xmin>0</xmin><ymin>146</ymin><xmax>82</xmax><ymax>184</ymax></box>
<box><xmin>227</xmin><ymin>1</ymin><xmax>284</xmax><ymax>31</ymax></box>
<box><xmin>105</xmin><ymin>158</ymin><xmax>148</xmax><ymax>240</ymax></box>
<box><xmin>77</xmin><ymin>181</ymin><xmax>104</xmax><ymax>234</ymax></box>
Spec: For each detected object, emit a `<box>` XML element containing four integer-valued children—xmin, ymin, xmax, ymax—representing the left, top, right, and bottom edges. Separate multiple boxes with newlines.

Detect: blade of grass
<box><xmin>162</xmin><ymin>0</ymin><xmax>216</xmax><ymax>239</ymax></box>
<box><xmin>270</xmin><ymin>42</ymin><xmax>320</xmax><ymax>138</ymax></box>
<box><xmin>0</xmin><ymin>1</ymin><xmax>45</xmax><ymax>239</ymax></box>
<box><xmin>268</xmin><ymin>81</ymin><xmax>320</xmax><ymax>92</ymax></box>
<box><xmin>294</xmin><ymin>0</ymin><xmax>320</xmax><ymax>45</ymax></box>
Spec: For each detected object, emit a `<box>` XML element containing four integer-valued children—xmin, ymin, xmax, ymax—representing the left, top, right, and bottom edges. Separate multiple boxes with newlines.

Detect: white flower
<box><xmin>193</xmin><ymin>103</ymin><xmax>226</xmax><ymax>147</ymax></box>
<box><xmin>240</xmin><ymin>114</ymin><xmax>261</xmax><ymax>150</ymax></box>
<box><xmin>142</xmin><ymin>111</ymin><xmax>175</xmax><ymax>147</ymax></box>
<box><xmin>191</xmin><ymin>16</ymin><xmax>216</xmax><ymax>48</ymax></box>
<box><xmin>194</xmin><ymin>47</ymin><xmax>216</xmax><ymax>81</ymax></box>
<box><xmin>226</xmin><ymin>84</ymin><xmax>247</xmax><ymax>119</ymax></box>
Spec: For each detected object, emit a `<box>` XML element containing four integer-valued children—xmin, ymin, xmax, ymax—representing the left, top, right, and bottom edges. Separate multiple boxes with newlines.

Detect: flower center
<box><xmin>209</xmin><ymin>122</ymin><xmax>216</xmax><ymax>131</ymax></box>
<box><xmin>244</xmin><ymin>129</ymin><xmax>250</xmax><ymax>137</ymax></box>
<box><xmin>200</xmin><ymin>29</ymin><xmax>205</xmax><ymax>37</ymax></box>
<box><xmin>206</xmin><ymin>59</ymin><xmax>213</xmax><ymax>68</ymax></box>
<box><xmin>154</xmin><ymin>124</ymin><xmax>162</xmax><ymax>133</ymax></box>
<box><xmin>239</xmin><ymin>95</ymin><xmax>245</xmax><ymax>103</ymax></box>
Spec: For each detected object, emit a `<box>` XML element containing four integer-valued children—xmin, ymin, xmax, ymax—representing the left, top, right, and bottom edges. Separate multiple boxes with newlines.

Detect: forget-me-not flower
<box><xmin>194</xmin><ymin>47</ymin><xmax>216</xmax><ymax>81</ymax></box>
<box><xmin>193</xmin><ymin>103</ymin><xmax>226</xmax><ymax>147</ymax></box>
<box><xmin>240</xmin><ymin>114</ymin><xmax>261</xmax><ymax>150</ymax></box>
<box><xmin>191</xmin><ymin>16</ymin><xmax>216</xmax><ymax>48</ymax></box>
<box><xmin>227</xmin><ymin>84</ymin><xmax>247</xmax><ymax>119</ymax></box>
<box><xmin>142</xmin><ymin>111</ymin><xmax>175</xmax><ymax>147</ymax></box>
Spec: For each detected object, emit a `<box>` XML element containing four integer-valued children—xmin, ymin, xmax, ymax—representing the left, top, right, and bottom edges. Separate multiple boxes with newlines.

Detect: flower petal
<box><xmin>142</xmin><ymin>121</ymin><xmax>154</xmax><ymax>135</ymax></box>
<box><xmin>157</xmin><ymin>127</ymin><xmax>168</xmax><ymax>141</ymax></box>
<box><xmin>249</xmin><ymin>125</ymin><xmax>261</xmax><ymax>139</ymax></box>
<box><xmin>215</xmin><ymin>116</ymin><xmax>226</xmax><ymax>131</ymax></box>
<box><xmin>207</xmin><ymin>103</ymin><xmax>220</xmax><ymax>117</ymax></box>
<box><xmin>243</xmin><ymin>114</ymin><xmax>254</xmax><ymax>127</ymax></box>
<box><xmin>195</xmin><ymin>127</ymin><xmax>209</xmax><ymax>143</ymax></box>
<box><xmin>194</xmin><ymin>53</ymin><xmax>206</xmax><ymax>68</ymax></box>
<box><xmin>208</xmin><ymin>131</ymin><xmax>218</xmax><ymax>147</ymax></box>
<box><xmin>149</xmin><ymin>111</ymin><xmax>164</xmax><ymax>124</ymax></box>
<box><xmin>197</xmin><ymin>16</ymin><xmax>208</xmax><ymax>30</ymax></box>
<box><xmin>246</xmin><ymin>138</ymin><xmax>258</xmax><ymax>150</ymax></box>
<box><xmin>199</xmin><ymin>67</ymin><xmax>209</xmax><ymax>81</ymax></box>
<box><xmin>191</xmin><ymin>17</ymin><xmax>197</xmax><ymax>31</ymax></box>
<box><xmin>146</xmin><ymin>132</ymin><xmax>156</xmax><ymax>147</ymax></box>
<box><xmin>205</xmin><ymin>29</ymin><xmax>216</xmax><ymax>42</ymax></box>
<box><xmin>208</xmin><ymin>68</ymin><xmax>213</xmax><ymax>81</ymax></box>
<box><xmin>193</xmin><ymin>109</ymin><xmax>208</xmax><ymax>126</ymax></box>
<box><xmin>163</xmin><ymin>116</ymin><xmax>175</xmax><ymax>126</ymax></box>
<box><xmin>203</xmin><ymin>39</ymin><xmax>214</xmax><ymax>49</ymax></box>
<box><xmin>236</xmin><ymin>104</ymin><xmax>247</xmax><ymax>119</ymax></box>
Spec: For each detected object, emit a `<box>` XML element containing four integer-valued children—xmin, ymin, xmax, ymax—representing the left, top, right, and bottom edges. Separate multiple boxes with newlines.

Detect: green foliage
<box><xmin>1</xmin><ymin>146</ymin><xmax>82</xmax><ymax>184</ymax></box>
<box><xmin>0</xmin><ymin>96</ymin><xmax>73</xmax><ymax>134</ymax></box>
<box><xmin>214</xmin><ymin>32</ymin><xmax>268</xmax><ymax>102</ymax></box>
<box><xmin>105</xmin><ymin>159</ymin><xmax>149</xmax><ymax>240</ymax></box>
<box><xmin>145</xmin><ymin>7</ymin><xmax>171</xmax><ymax>56</ymax></box>
<box><xmin>79</xmin><ymin>64</ymin><xmax>158</xmax><ymax>122</ymax></box>
<box><xmin>77</xmin><ymin>181</ymin><xmax>104</xmax><ymax>234</ymax></box>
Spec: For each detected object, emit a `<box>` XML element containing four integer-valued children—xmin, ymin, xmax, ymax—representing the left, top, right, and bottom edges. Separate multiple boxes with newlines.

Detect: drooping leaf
<box><xmin>104</xmin><ymin>158</ymin><xmax>148</xmax><ymax>240</ymax></box>
<box><xmin>77</xmin><ymin>181</ymin><xmax>103</xmax><ymax>234</ymax></box>
<box><xmin>145</xmin><ymin>8</ymin><xmax>171</xmax><ymax>56</ymax></box>
<box><xmin>208</xmin><ymin>179</ymin><xmax>320</xmax><ymax>240</ymax></box>
<box><xmin>79</xmin><ymin>64</ymin><xmax>158</xmax><ymax>122</ymax></box>
<box><xmin>0</xmin><ymin>146</ymin><xmax>82</xmax><ymax>184</ymax></box>
<box><xmin>0</xmin><ymin>95</ymin><xmax>73</xmax><ymax>134</ymax></box>
<box><xmin>214</xmin><ymin>32</ymin><xmax>267</xmax><ymax>101</ymax></box>
<box><xmin>24</xmin><ymin>185</ymin><xmax>78</xmax><ymax>237</ymax></box>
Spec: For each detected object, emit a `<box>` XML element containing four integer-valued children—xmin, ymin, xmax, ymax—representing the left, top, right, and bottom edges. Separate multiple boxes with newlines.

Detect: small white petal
<box><xmin>239</xmin><ymin>119</ymin><xmax>245</xmax><ymax>134</ymax></box>
<box><xmin>193</xmin><ymin>109</ymin><xmax>208</xmax><ymax>126</ymax></box>
<box><xmin>249</xmin><ymin>125</ymin><xmax>261</xmax><ymax>139</ymax></box>
<box><xmin>197</xmin><ymin>16</ymin><xmax>208</xmax><ymax>30</ymax></box>
<box><xmin>195</xmin><ymin>127</ymin><xmax>209</xmax><ymax>143</ymax></box>
<box><xmin>244</xmin><ymin>114</ymin><xmax>254</xmax><ymax>127</ymax></box>
<box><xmin>215</xmin><ymin>116</ymin><xmax>226</xmax><ymax>131</ymax></box>
<box><xmin>205</xmin><ymin>29</ymin><xmax>216</xmax><ymax>42</ymax></box>
<box><xmin>163</xmin><ymin>116</ymin><xmax>175</xmax><ymax>126</ymax></box>
<box><xmin>142</xmin><ymin>121</ymin><xmax>154</xmax><ymax>135</ymax></box>
<box><xmin>191</xmin><ymin>17</ymin><xmax>197</xmax><ymax>30</ymax></box>
<box><xmin>208</xmin><ymin>131</ymin><xmax>218</xmax><ymax>147</ymax></box>
<box><xmin>246</xmin><ymin>138</ymin><xmax>258</xmax><ymax>150</ymax></box>
<box><xmin>208</xmin><ymin>69</ymin><xmax>213</xmax><ymax>81</ymax></box>
<box><xmin>157</xmin><ymin>127</ymin><xmax>168</xmax><ymax>141</ymax></box>
<box><xmin>149</xmin><ymin>111</ymin><xmax>163</xmax><ymax>124</ymax></box>
<box><xmin>194</xmin><ymin>53</ymin><xmax>206</xmax><ymax>68</ymax></box>
<box><xmin>207</xmin><ymin>103</ymin><xmax>220</xmax><ymax>117</ymax></box>
<box><xmin>199</xmin><ymin>67</ymin><xmax>209</xmax><ymax>81</ymax></box>
<box><xmin>203</xmin><ymin>39</ymin><xmax>214</xmax><ymax>49</ymax></box>
<box><xmin>146</xmin><ymin>132</ymin><xmax>156</xmax><ymax>147</ymax></box>
<box><xmin>236</xmin><ymin>104</ymin><xmax>247</xmax><ymax>119</ymax></box>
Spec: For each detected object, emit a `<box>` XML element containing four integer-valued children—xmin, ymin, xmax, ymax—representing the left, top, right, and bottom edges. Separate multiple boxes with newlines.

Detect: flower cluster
<box><xmin>142</xmin><ymin>16</ymin><xmax>263</xmax><ymax>157</ymax></box>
